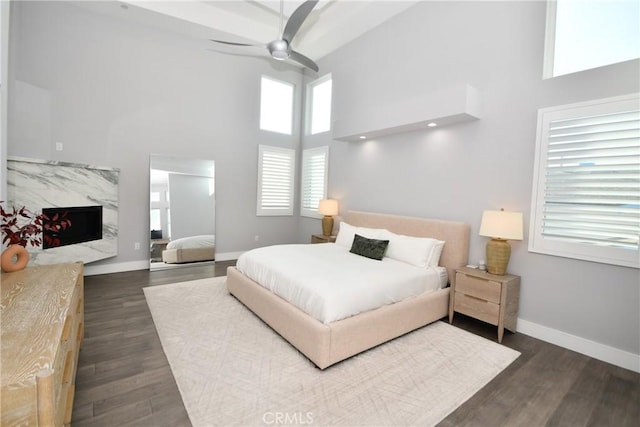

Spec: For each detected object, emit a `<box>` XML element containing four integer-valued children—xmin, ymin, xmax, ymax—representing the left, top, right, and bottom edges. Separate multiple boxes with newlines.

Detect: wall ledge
<box><xmin>332</xmin><ymin>84</ymin><xmax>481</xmax><ymax>142</ymax></box>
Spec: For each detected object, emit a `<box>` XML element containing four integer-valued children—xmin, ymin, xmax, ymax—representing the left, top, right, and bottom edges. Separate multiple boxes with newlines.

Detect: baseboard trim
<box><xmin>84</xmin><ymin>260</ymin><xmax>149</xmax><ymax>276</ymax></box>
<box><xmin>215</xmin><ymin>251</ymin><xmax>244</xmax><ymax>262</ymax></box>
<box><xmin>517</xmin><ymin>318</ymin><xmax>640</xmax><ymax>373</ymax></box>
<box><xmin>84</xmin><ymin>252</ymin><xmax>245</xmax><ymax>276</ymax></box>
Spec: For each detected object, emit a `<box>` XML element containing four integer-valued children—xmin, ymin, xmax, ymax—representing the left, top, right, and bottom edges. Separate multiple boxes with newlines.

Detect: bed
<box><xmin>227</xmin><ymin>211</ymin><xmax>470</xmax><ymax>369</ymax></box>
<box><xmin>162</xmin><ymin>235</ymin><xmax>215</xmax><ymax>264</ymax></box>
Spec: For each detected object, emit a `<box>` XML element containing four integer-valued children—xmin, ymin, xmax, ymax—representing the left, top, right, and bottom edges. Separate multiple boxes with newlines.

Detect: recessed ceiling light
<box><xmin>359</xmin><ymin>136</ymin><xmax>366</xmax><ymax>139</ymax></box>
<box><xmin>427</xmin><ymin>122</ymin><xmax>437</xmax><ymax>127</ymax></box>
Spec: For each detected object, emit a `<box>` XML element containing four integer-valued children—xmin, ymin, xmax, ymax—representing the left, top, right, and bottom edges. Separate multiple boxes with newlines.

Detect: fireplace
<box><xmin>43</xmin><ymin>206</ymin><xmax>103</xmax><ymax>249</ymax></box>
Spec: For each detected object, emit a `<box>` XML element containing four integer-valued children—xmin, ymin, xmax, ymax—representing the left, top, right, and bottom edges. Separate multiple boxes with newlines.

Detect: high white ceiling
<box><xmin>73</xmin><ymin>1</ymin><xmax>420</xmax><ymax>69</ymax></box>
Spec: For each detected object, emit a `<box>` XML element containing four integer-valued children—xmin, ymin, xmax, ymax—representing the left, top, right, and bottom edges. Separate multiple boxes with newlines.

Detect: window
<box><xmin>307</xmin><ymin>74</ymin><xmax>332</xmax><ymax>134</ymax></box>
<box><xmin>260</xmin><ymin>76</ymin><xmax>294</xmax><ymax>135</ymax></box>
<box><xmin>529</xmin><ymin>94</ymin><xmax>639</xmax><ymax>268</ymax></box>
<box><xmin>257</xmin><ymin>145</ymin><xmax>295</xmax><ymax>216</ymax></box>
<box><xmin>150</xmin><ymin>209</ymin><xmax>161</xmax><ymax>230</ymax></box>
<box><xmin>301</xmin><ymin>146</ymin><xmax>329</xmax><ymax>218</ymax></box>
<box><xmin>544</xmin><ymin>0</ymin><xmax>640</xmax><ymax>78</ymax></box>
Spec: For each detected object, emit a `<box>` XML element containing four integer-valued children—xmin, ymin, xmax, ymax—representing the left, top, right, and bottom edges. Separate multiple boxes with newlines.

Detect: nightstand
<box><xmin>311</xmin><ymin>234</ymin><xmax>336</xmax><ymax>244</ymax></box>
<box><xmin>449</xmin><ymin>266</ymin><xmax>520</xmax><ymax>343</ymax></box>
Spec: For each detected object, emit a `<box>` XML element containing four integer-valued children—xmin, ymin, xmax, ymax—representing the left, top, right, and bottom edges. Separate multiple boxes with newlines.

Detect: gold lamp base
<box><xmin>486</xmin><ymin>238</ymin><xmax>511</xmax><ymax>275</ymax></box>
<box><xmin>321</xmin><ymin>216</ymin><xmax>334</xmax><ymax>236</ymax></box>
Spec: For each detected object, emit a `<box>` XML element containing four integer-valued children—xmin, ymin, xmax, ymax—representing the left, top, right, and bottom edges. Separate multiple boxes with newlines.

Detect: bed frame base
<box><xmin>227</xmin><ymin>266</ymin><xmax>449</xmax><ymax>369</ymax></box>
<box><xmin>162</xmin><ymin>247</ymin><xmax>215</xmax><ymax>263</ymax></box>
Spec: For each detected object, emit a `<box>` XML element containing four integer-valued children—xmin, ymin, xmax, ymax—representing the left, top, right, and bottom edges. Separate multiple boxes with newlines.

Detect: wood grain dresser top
<box><xmin>1</xmin><ymin>263</ymin><xmax>82</xmax><ymax>387</ymax></box>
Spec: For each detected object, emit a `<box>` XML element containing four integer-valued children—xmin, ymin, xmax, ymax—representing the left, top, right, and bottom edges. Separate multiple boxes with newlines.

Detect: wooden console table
<box><xmin>1</xmin><ymin>262</ymin><xmax>84</xmax><ymax>426</ymax></box>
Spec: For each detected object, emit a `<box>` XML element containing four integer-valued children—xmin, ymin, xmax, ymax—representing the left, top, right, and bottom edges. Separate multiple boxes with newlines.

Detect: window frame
<box><xmin>300</xmin><ymin>146</ymin><xmax>329</xmax><ymax>219</ymax></box>
<box><xmin>529</xmin><ymin>93</ymin><xmax>640</xmax><ymax>268</ymax></box>
<box><xmin>306</xmin><ymin>74</ymin><xmax>332</xmax><ymax>135</ymax></box>
<box><xmin>543</xmin><ymin>0</ymin><xmax>640</xmax><ymax>79</ymax></box>
<box><xmin>260</xmin><ymin>75</ymin><xmax>295</xmax><ymax>135</ymax></box>
<box><xmin>256</xmin><ymin>145</ymin><xmax>296</xmax><ymax>216</ymax></box>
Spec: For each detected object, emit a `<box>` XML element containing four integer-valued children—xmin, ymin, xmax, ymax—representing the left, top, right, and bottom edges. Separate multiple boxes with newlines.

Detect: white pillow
<box><xmin>383</xmin><ymin>230</ymin><xmax>445</xmax><ymax>268</ymax></box>
<box><xmin>335</xmin><ymin>222</ymin><xmax>386</xmax><ymax>248</ymax></box>
<box><xmin>428</xmin><ymin>240</ymin><xmax>445</xmax><ymax>267</ymax></box>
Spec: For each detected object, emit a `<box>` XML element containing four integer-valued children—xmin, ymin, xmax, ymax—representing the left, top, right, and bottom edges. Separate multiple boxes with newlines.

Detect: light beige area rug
<box><xmin>144</xmin><ymin>277</ymin><xmax>520</xmax><ymax>427</ymax></box>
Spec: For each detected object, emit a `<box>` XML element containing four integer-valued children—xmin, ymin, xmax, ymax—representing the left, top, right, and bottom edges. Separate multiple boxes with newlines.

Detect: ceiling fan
<box><xmin>210</xmin><ymin>0</ymin><xmax>320</xmax><ymax>72</ymax></box>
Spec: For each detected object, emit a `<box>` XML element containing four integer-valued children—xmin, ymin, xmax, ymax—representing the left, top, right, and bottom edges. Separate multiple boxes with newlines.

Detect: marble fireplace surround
<box><xmin>6</xmin><ymin>157</ymin><xmax>119</xmax><ymax>266</ymax></box>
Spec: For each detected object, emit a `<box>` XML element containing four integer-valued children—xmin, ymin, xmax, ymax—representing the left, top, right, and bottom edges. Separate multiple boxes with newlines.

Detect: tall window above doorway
<box><xmin>307</xmin><ymin>74</ymin><xmax>332</xmax><ymax>135</ymax></box>
<box><xmin>260</xmin><ymin>76</ymin><xmax>294</xmax><ymax>135</ymax></box>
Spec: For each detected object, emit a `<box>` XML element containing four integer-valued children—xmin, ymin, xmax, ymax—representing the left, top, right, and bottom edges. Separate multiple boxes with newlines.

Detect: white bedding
<box><xmin>236</xmin><ymin>243</ymin><xmax>446</xmax><ymax>324</ymax></box>
<box><xmin>166</xmin><ymin>235</ymin><xmax>215</xmax><ymax>250</ymax></box>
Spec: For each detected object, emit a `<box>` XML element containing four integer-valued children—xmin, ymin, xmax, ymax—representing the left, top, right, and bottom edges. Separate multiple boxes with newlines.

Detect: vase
<box><xmin>1</xmin><ymin>244</ymin><xmax>30</xmax><ymax>273</ymax></box>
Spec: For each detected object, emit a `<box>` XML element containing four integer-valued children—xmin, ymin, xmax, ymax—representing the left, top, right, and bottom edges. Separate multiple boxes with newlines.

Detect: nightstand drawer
<box><xmin>454</xmin><ymin>292</ymin><xmax>500</xmax><ymax>325</ymax></box>
<box><xmin>456</xmin><ymin>272</ymin><xmax>501</xmax><ymax>303</ymax></box>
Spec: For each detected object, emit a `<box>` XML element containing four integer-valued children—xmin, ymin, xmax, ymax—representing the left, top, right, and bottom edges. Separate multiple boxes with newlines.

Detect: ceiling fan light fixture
<box><xmin>267</xmin><ymin>39</ymin><xmax>291</xmax><ymax>60</ymax></box>
<box><xmin>272</xmin><ymin>50</ymin><xmax>290</xmax><ymax>60</ymax></box>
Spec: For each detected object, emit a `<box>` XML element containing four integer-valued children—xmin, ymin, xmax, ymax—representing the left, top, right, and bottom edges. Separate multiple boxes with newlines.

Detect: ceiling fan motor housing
<box><xmin>267</xmin><ymin>39</ymin><xmax>291</xmax><ymax>60</ymax></box>
<box><xmin>211</xmin><ymin>0</ymin><xmax>318</xmax><ymax>70</ymax></box>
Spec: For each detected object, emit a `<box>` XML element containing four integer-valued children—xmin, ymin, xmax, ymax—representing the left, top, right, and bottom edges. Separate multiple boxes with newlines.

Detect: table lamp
<box><xmin>318</xmin><ymin>199</ymin><xmax>338</xmax><ymax>236</ymax></box>
<box><xmin>479</xmin><ymin>209</ymin><xmax>523</xmax><ymax>275</ymax></box>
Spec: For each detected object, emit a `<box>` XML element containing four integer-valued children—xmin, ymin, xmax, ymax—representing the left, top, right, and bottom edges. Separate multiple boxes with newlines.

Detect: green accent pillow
<box><xmin>349</xmin><ymin>234</ymin><xmax>389</xmax><ymax>261</ymax></box>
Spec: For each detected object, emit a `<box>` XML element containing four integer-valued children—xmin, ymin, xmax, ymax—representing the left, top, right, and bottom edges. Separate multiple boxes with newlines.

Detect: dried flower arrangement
<box><xmin>0</xmin><ymin>202</ymin><xmax>72</xmax><ymax>248</ymax></box>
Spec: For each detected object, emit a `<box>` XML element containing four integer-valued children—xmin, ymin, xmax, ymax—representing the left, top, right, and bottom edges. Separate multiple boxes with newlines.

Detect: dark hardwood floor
<box><xmin>73</xmin><ymin>262</ymin><xmax>639</xmax><ymax>426</ymax></box>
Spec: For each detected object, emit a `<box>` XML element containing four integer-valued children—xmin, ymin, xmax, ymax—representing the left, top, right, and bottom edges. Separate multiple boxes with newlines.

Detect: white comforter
<box><xmin>166</xmin><ymin>235</ymin><xmax>215</xmax><ymax>250</ymax></box>
<box><xmin>236</xmin><ymin>243</ymin><xmax>445</xmax><ymax>324</ymax></box>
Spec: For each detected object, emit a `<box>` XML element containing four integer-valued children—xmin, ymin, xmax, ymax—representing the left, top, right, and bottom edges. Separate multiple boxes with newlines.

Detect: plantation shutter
<box><xmin>530</xmin><ymin>95</ymin><xmax>640</xmax><ymax>268</ymax></box>
<box><xmin>301</xmin><ymin>147</ymin><xmax>329</xmax><ymax>217</ymax></box>
<box><xmin>542</xmin><ymin>108</ymin><xmax>640</xmax><ymax>249</ymax></box>
<box><xmin>257</xmin><ymin>145</ymin><xmax>295</xmax><ymax>216</ymax></box>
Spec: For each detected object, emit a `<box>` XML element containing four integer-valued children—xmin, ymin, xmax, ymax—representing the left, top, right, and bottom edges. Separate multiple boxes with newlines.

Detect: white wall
<box><xmin>300</xmin><ymin>1</ymin><xmax>639</xmax><ymax>367</ymax></box>
<box><xmin>7</xmin><ymin>1</ymin><xmax>304</xmax><ymax>267</ymax></box>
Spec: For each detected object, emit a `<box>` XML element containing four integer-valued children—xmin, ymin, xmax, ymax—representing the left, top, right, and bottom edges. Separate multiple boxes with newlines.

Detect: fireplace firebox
<box><xmin>43</xmin><ymin>206</ymin><xmax>103</xmax><ymax>249</ymax></box>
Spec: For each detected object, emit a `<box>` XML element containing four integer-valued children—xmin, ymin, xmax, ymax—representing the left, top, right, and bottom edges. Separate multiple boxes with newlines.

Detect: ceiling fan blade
<box><xmin>290</xmin><ymin>50</ymin><xmax>319</xmax><ymax>72</ymax></box>
<box><xmin>210</xmin><ymin>39</ymin><xmax>262</xmax><ymax>47</ymax></box>
<box><xmin>282</xmin><ymin>0</ymin><xmax>318</xmax><ymax>44</ymax></box>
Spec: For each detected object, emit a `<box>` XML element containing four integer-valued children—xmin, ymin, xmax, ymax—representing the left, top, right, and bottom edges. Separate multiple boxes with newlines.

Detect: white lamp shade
<box><xmin>318</xmin><ymin>199</ymin><xmax>339</xmax><ymax>216</ymax></box>
<box><xmin>479</xmin><ymin>210</ymin><xmax>523</xmax><ymax>240</ymax></box>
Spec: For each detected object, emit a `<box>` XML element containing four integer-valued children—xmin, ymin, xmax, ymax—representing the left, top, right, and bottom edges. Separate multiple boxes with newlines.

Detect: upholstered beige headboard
<box><xmin>345</xmin><ymin>211</ymin><xmax>470</xmax><ymax>285</ymax></box>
